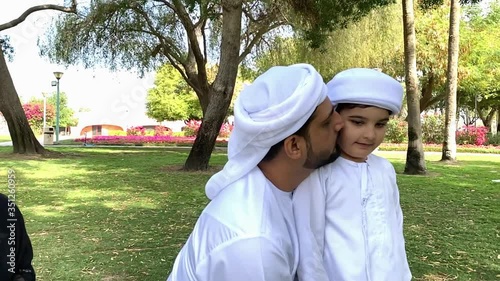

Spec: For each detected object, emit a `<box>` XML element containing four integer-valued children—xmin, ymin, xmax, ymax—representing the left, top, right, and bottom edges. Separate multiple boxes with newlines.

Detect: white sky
<box><xmin>0</xmin><ymin>0</ymin><xmax>155</xmax><ymax>116</ymax></box>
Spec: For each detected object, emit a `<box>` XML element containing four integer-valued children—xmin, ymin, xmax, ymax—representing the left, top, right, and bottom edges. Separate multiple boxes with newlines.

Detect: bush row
<box><xmin>385</xmin><ymin>115</ymin><xmax>499</xmax><ymax>146</ymax></box>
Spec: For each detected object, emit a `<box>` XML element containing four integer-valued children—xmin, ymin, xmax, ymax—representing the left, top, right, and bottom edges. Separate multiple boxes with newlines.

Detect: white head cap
<box><xmin>327</xmin><ymin>68</ymin><xmax>403</xmax><ymax>115</ymax></box>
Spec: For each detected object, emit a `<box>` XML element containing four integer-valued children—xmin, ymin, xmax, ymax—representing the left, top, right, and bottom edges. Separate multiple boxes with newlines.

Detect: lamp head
<box><xmin>53</xmin><ymin>71</ymin><xmax>64</xmax><ymax>80</ymax></box>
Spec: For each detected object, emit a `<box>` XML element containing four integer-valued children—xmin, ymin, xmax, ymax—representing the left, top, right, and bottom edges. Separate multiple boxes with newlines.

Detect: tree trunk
<box><xmin>441</xmin><ymin>0</ymin><xmax>460</xmax><ymax>162</ymax></box>
<box><xmin>183</xmin><ymin>0</ymin><xmax>242</xmax><ymax>171</ymax></box>
<box><xmin>402</xmin><ymin>0</ymin><xmax>427</xmax><ymax>175</ymax></box>
<box><xmin>0</xmin><ymin>51</ymin><xmax>47</xmax><ymax>154</ymax></box>
<box><xmin>419</xmin><ymin>73</ymin><xmax>434</xmax><ymax>112</ymax></box>
<box><xmin>488</xmin><ymin>108</ymin><xmax>497</xmax><ymax>135</ymax></box>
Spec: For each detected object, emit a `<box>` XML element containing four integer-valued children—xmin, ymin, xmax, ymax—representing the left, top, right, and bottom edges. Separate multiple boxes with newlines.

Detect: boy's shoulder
<box><xmin>367</xmin><ymin>153</ymin><xmax>395</xmax><ymax>170</ymax></box>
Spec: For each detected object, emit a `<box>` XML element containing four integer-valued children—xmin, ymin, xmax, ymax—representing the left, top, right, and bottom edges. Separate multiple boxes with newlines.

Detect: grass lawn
<box><xmin>0</xmin><ymin>147</ymin><xmax>498</xmax><ymax>281</ymax></box>
<box><xmin>0</xmin><ymin>135</ymin><xmax>11</xmax><ymax>142</ymax></box>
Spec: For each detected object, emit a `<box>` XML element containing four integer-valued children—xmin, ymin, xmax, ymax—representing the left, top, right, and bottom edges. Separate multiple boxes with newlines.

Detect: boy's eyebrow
<box><xmin>347</xmin><ymin>116</ymin><xmax>390</xmax><ymax>122</ymax></box>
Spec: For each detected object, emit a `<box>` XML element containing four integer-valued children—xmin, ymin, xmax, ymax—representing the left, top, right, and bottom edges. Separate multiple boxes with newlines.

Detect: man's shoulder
<box><xmin>202</xmin><ymin>172</ymin><xmax>278</xmax><ymax>236</ymax></box>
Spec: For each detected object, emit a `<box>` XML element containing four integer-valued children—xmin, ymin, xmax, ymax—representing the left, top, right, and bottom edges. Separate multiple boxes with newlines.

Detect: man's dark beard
<box><xmin>303</xmin><ymin>144</ymin><xmax>341</xmax><ymax>169</ymax></box>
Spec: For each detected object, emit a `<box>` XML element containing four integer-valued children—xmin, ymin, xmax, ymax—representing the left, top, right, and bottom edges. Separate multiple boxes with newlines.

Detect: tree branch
<box><xmin>239</xmin><ymin>22</ymin><xmax>283</xmax><ymax>63</ymax></box>
<box><xmin>0</xmin><ymin>1</ymin><xmax>77</xmax><ymax>31</ymax></box>
<box><xmin>171</xmin><ymin>0</ymin><xmax>208</xmax><ymax>85</ymax></box>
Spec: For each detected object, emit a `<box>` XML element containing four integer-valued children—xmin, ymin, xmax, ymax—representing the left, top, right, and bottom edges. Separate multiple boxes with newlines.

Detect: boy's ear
<box><xmin>283</xmin><ymin>135</ymin><xmax>305</xmax><ymax>160</ymax></box>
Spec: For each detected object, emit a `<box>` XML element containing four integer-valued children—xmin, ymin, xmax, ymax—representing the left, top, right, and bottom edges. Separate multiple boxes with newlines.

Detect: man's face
<box><xmin>302</xmin><ymin>98</ymin><xmax>344</xmax><ymax>169</ymax></box>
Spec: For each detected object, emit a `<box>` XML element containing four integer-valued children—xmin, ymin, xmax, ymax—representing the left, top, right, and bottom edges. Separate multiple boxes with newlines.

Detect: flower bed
<box><xmin>74</xmin><ymin>135</ymin><xmax>228</xmax><ymax>146</ymax></box>
<box><xmin>378</xmin><ymin>142</ymin><xmax>500</xmax><ymax>154</ymax></box>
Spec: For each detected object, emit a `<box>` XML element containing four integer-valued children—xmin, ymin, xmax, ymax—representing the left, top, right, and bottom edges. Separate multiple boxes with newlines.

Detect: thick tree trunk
<box><xmin>183</xmin><ymin>0</ymin><xmax>242</xmax><ymax>171</ymax></box>
<box><xmin>0</xmin><ymin>51</ymin><xmax>47</xmax><ymax>154</ymax></box>
<box><xmin>402</xmin><ymin>0</ymin><xmax>427</xmax><ymax>175</ymax></box>
<box><xmin>441</xmin><ymin>0</ymin><xmax>460</xmax><ymax>162</ymax></box>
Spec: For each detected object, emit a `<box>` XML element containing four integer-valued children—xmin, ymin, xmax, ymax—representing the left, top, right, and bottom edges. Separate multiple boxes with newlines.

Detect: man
<box><xmin>0</xmin><ymin>193</ymin><xmax>36</xmax><ymax>281</ymax></box>
<box><xmin>166</xmin><ymin>63</ymin><xmax>344</xmax><ymax>281</ymax></box>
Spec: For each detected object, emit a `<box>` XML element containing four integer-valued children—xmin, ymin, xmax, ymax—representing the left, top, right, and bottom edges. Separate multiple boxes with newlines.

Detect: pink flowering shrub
<box><xmin>154</xmin><ymin>126</ymin><xmax>172</xmax><ymax>136</ymax></box>
<box><xmin>183</xmin><ymin>120</ymin><xmax>202</xmax><ymax>137</ymax></box>
<box><xmin>219</xmin><ymin>122</ymin><xmax>234</xmax><ymax>138</ymax></box>
<box><xmin>182</xmin><ymin>120</ymin><xmax>234</xmax><ymax>138</ymax></box>
<box><xmin>22</xmin><ymin>102</ymin><xmax>55</xmax><ymax>134</ymax></box>
<box><xmin>74</xmin><ymin>135</ymin><xmax>228</xmax><ymax>146</ymax></box>
<box><xmin>127</xmin><ymin>126</ymin><xmax>146</xmax><ymax>136</ymax></box>
<box><xmin>456</xmin><ymin>126</ymin><xmax>488</xmax><ymax>146</ymax></box>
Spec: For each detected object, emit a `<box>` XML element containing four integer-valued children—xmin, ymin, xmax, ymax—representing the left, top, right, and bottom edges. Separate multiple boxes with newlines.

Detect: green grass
<box><xmin>0</xmin><ymin>135</ymin><xmax>11</xmax><ymax>142</ymax></box>
<box><xmin>0</xmin><ymin>147</ymin><xmax>498</xmax><ymax>281</ymax></box>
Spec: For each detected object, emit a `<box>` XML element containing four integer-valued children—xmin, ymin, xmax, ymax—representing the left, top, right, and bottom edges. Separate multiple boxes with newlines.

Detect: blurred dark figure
<box><xmin>0</xmin><ymin>193</ymin><xmax>35</xmax><ymax>281</ymax></box>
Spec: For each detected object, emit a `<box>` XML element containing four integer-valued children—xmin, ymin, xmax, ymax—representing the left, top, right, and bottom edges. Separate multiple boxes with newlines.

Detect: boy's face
<box><xmin>337</xmin><ymin>106</ymin><xmax>390</xmax><ymax>162</ymax></box>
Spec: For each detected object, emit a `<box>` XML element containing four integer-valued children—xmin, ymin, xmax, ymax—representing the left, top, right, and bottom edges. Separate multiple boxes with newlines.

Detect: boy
<box><xmin>293</xmin><ymin>68</ymin><xmax>411</xmax><ymax>281</ymax></box>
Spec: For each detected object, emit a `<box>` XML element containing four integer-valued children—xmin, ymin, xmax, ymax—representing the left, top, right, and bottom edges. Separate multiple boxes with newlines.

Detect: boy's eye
<box><xmin>376</xmin><ymin>122</ymin><xmax>388</xmax><ymax>128</ymax></box>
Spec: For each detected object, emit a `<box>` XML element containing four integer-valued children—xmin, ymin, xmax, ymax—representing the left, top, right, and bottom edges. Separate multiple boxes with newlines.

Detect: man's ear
<box><xmin>283</xmin><ymin>135</ymin><xmax>305</xmax><ymax>160</ymax></box>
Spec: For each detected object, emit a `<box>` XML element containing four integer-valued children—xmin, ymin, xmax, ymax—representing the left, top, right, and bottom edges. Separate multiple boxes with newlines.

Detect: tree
<box><xmin>458</xmin><ymin>1</ymin><xmax>500</xmax><ymax>131</ymax></box>
<box><xmin>39</xmin><ymin>0</ymin><xmax>395</xmax><ymax>170</ymax></box>
<box><xmin>147</xmin><ymin>63</ymin><xmax>248</xmax><ymax>122</ymax></box>
<box><xmin>0</xmin><ymin>1</ymin><xmax>77</xmax><ymax>154</ymax></box>
<box><xmin>441</xmin><ymin>0</ymin><xmax>460</xmax><ymax>161</ymax></box>
<box><xmin>402</xmin><ymin>0</ymin><xmax>427</xmax><ymax>174</ymax></box>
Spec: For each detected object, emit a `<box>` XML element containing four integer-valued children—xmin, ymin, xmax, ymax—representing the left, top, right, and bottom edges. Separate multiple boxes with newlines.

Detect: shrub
<box><xmin>385</xmin><ymin>118</ymin><xmax>407</xmax><ymax>143</ymax></box>
<box><xmin>154</xmin><ymin>126</ymin><xmax>172</xmax><ymax>136</ymax></box>
<box><xmin>456</xmin><ymin>126</ymin><xmax>488</xmax><ymax>146</ymax></box>
<box><xmin>182</xmin><ymin>120</ymin><xmax>201</xmax><ymax>137</ymax></box>
<box><xmin>127</xmin><ymin>126</ymin><xmax>146</xmax><ymax>136</ymax></box>
<box><xmin>422</xmin><ymin>114</ymin><xmax>445</xmax><ymax>144</ymax></box>
<box><xmin>108</xmin><ymin>130</ymin><xmax>126</xmax><ymax>136</ymax></box>
<box><xmin>486</xmin><ymin>133</ymin><xmax>500</xmax><ymax>146</ymax></box>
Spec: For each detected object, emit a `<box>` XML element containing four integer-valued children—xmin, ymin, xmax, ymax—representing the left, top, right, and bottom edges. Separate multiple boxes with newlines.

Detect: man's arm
<box><xmin>195</xmin><ymin>236</ymin><xmax>293</xmax><ymax>281</ymax></box>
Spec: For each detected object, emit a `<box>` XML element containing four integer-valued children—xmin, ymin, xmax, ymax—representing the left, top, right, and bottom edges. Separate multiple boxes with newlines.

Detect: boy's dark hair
<box><xmin>335</xmin><ymin>103</ymin><xmax>392</xmax><ymax>115</ymax></box>
<box><xmin>261</xmin><ymin>111</ymin><xmax>315</xmax><ymax>162</ymax></box>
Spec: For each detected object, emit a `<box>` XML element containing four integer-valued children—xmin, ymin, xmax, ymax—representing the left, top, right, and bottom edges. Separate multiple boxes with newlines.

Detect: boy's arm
<box><xmin>387</xmin><ymin>162</ymin><xmax>412</xmax><ymax>280</ymax></box>
<box><xmin>292</xmin><ymin>169</ymin><xmax>329</xmax><ymax>281</ymax></box>
<box><xmin>195</xmin><ymin>236</ymin><xmax>294</xmax><ymax>281</ymax></box>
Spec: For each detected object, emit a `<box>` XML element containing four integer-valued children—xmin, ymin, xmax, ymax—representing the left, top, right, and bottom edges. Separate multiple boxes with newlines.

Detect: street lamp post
<box><xmin>42</xmin><ymin>92</ymin><xmax>47</xmax><ymax>132</ymax></box>
<box><xmin>53</xmin><ymin>71</ymin><xmax>64</xmax><ymax>143</ymax></box>
<box><xmin>474</xmin><ymin>95</ymin><xmax>483</xmax><ymax>126</ymax></box>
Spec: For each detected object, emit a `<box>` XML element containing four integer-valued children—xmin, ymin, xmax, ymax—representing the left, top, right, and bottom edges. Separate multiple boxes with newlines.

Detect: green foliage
<box><xmin>486</xmin><ymin>133</ymin><xmax>500</xmax><ymax>146</ymax></box>
<box><xmin>458</xmin><ymin>1</ymin><xmax>500</xmax><ymax>110</ymax></box>
<box><xmin>421</xmin><ymin>114</ymin><xmax>445</xmax><ymax>144</ymax></box>
<box><xmin>257</xmin><ymin>3</ymin><xmax>403</xmax><ymax>79</ymax></box>
<box><xmin>285</xmin><ymin>0</ymin><xmax>395</xmax><ymax>48</ymax></box>
<box><xmin>384</xmin><ymin>118</ymin><xmax>408</xmax><ymax>143</ymax></box>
